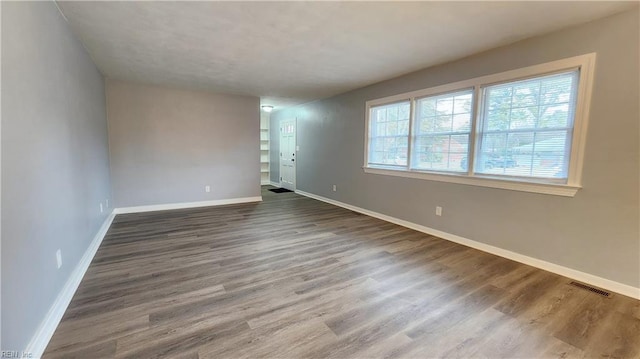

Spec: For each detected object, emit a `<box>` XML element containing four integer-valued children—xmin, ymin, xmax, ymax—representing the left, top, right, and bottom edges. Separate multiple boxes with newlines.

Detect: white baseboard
<box><xmin>114</xmin><ymin>196</ymin><xmax>263</xmax><ymax>214</ymax></box>
<box><xmin>25</xmin><ymin>211</ymin><xmax>116</xmax><ymax>358</ymax></box>
<box><xmin>295</xmin><ymin>189</ymin><xmax>640</xmax><ymax>300</ymax></box>
<box><xmin>268</xmin><ymin>181</ymin><xmax>281</xmax><ymax>187</ymax></box>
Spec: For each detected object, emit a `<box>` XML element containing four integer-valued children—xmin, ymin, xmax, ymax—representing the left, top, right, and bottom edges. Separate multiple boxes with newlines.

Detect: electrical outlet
<box><xmin>56</xmin><ymin>249</ymin><xmax>62</xmax><ymax>269</ymax></box>
<box><xmin>99</xmin><ymin>203</ymin><xmax>103</xmax><ymax>213</ymax></box>
<box><xmin>436</xmin><ymin>206</ymin><xmax>443</xmax><ymax>216</ymax></box>
<box><xmin>332</xmin><ymin>184</ymin><xmax>337</xmax><ymax>192</ymax></box>
<box><xmin>205</xmin><ymin>185</ymin><xmax>211</xmax><ymax>193</ymax></box>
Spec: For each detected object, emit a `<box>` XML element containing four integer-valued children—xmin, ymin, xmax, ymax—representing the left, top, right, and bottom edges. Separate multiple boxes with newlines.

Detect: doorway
<box><xmin>279</xmin><ymin>119</ymin><xmax>296</xmax><ymax>191</ymax></box>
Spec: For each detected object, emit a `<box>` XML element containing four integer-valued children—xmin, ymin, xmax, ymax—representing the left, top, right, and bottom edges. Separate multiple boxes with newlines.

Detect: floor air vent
<box><xmin>569</xmin><ymin>281</ymin><xmax>610</xmax><ymax>297</ymax></box>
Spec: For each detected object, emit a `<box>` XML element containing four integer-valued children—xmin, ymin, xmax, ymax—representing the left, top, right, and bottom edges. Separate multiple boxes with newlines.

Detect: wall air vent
<box><xmin>569</xmin><ymin>281</ymin><xmax>610</xmax><ymax>297</ymax></box>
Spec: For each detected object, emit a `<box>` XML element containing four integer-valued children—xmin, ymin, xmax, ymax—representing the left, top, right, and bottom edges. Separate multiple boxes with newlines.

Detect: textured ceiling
<box><xmin>57</xmin><ymin>1</ymin><xmax>635</xmax><ymax>109</ymax></box>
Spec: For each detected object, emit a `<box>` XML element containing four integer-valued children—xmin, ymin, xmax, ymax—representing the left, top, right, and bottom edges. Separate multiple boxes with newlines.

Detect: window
<box><xmin>412</xmin><ymin>90</ymin><xmax>473</xmax><ymax>172</ymax></box>
<box><xmin>477</xmin><ymin>71</ymin><xmax>578</xmax><ymax>181</ymax></box>
<box><xmin>363</xmin><ymin>54</ymin><xmax>595</xmax><ymax>196</ymax></box>
<box><xmin>367</xmin><ymin>101</ymin><xmax>410</xmax><ymax>167</ymax></box>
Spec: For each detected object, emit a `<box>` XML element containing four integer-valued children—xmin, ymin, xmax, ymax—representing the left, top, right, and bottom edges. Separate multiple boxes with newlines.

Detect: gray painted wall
<box><xmin>271</xmin><ymin>9</ymin><xmax>640</xmax><ymax>288</ymax></box>
<box><xmin>106</xmin><ymin>80</ymin><xmax>261</xmax><ymax>208</ymax></box>
<box><xmin>1</xmin><ymin>1</ymin><xmax>111</xmax><ymax>351</ymax></box>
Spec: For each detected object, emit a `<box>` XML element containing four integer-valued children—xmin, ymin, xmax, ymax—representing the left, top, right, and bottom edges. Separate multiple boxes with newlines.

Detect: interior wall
<box><xmin>1</xmin><ymin>1</ymin><xmax>112</xmax><ymax>351</ymax></box>
<box><xmin>106</xmin><ymin>80</ymin><xmax>261</xmax><ymax>208</ymax></box>
<box><xmin>271</xmin><ymin>9</ymin><xmax>640</xmax><ymax>288</ymax></box>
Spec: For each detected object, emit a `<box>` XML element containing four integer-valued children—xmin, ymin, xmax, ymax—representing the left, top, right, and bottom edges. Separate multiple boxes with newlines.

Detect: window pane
<box><xmin>509</xmin><ymin>107</ymin><xmax>538</xmax><ymax>130</ymax></box>
<box><xmin>436</xmin><ymin>98</ymin><xmax>454</xmax><ymax>115</ymax></box>
<box><xmin>413</xmin><ymin>135</ymin><xmax>470</xmax><ymax>171</ymax></box>
<box><xmin>412</xmin><ymin>89</ymin><xmax>473</xmax><ymax>172</ymax></box>
<box><xmin>399</xmin><ymin>104</ymin><xmax>410</xmax><ymax>120</ymax></box>
<box><xmin>388</xmin><ymin>106</ymin><xmax>398</xmax><ymax>121</ymax></box>
<box><xmin>539</xmin><ymin>103</ymin><xmax>570</xmax><ymax>128</ymax></box>
<box><xmin>372</xmin><ymin>138</ymin><xmax>384</xmax><ymax>151</ymax></box>
<box><xmin>487</xmin><ymin>110</ymin><xmax>509</xmax><ymax>131</ymax></box>
<box><xmin>368</xmin><ymin>101</ymin><xmax>410</xmax><ymax>166</ymax></box>
<box><xmin>532</xmin><ymin>131</ymin><xmax>570</xmax><ymax>178</ymax></box>
<box><xmin>476</xmin><ymin>71</ymin><xmax>578</xmax><ymax>180</ymax></box>
<box><xmin>436</xmin><ymin>115</ymin><xmax>453</xmax><ymax>132</ymax></box>
<box><xmin>512</xmin><ymin>81</ymin><xmax>540</xmax><ymax>107</ymax></box>
<box><xmin>420</xmin><ymin>98</ymin><xmax>436</xmax><ymax>118</ymax></box>
<box><xmin>487</xmin><ymin>87</ymin><xmax>512</xmax><ymax>111</ymax></box>
<box><xmin>454</xmin><ymin>93</ymin><xmax>473</xmax><ymax>114</ymax></box>
<box><xmin>418</xmin><ymin>116</ymin><xmax>433</xmax><ymax>134</ymax></box>
<box><xmin>453</xmin><ymin>113</ymin><xmax>471</xmax><ymax>132</ymax></box>
<box><xmin>541</xmin><ymin>75</ymin><xmax>573</xmax><ymax>105</ymax></box>
<box><xmin>386</xmin><ymin>121</ymin><xmax>398</xmax><ymax>136</ymax></box>
<box><xmin>478</xmin><ymin>132</ymin><xmax>530</xmax><ymax>176</ymax></box>
<box><xmin>398</xmin><ymin>120</ymin><xmax>409</xmax><ymax>136</ymax></box>
<box><xmin>396</xmin><ymin>136</ymin><xmax>408</xmax><ymax>166</ymax></box>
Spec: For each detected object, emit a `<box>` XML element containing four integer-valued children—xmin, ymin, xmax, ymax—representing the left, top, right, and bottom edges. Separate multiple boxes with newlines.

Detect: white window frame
<box><xmin>411</xmin><ymin>89</ymin><xmax>475</xmax><ymax>174</ymax></box>
<box><xmin>363</xmin><ymin>53</ymin><xmax>596</xmax><ymax>197</ymax></box>
<box><xmin>367</xmin><ymin>100</ymin><xmax>412</xmax><ymax>168</ymax></box>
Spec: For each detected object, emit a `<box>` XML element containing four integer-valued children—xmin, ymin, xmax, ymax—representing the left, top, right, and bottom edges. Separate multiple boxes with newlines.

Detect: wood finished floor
<box><xmin>44</xmin><ymin>186</ymin><xmax>640</xmax><ymax>359</ymax></box>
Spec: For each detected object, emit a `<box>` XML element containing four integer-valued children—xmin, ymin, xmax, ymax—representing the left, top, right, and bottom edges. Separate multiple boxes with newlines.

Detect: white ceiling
<box><xmin>57</xmin><ymin>1</ymin><xmax>635</xmax><ymax>110</ymax></box>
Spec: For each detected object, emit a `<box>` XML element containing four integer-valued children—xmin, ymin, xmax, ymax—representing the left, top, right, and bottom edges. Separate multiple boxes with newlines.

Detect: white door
<box><xmin>279</xmin><ymin>119</ymin><xmax>296</xmax><ymax>190</ymax></box>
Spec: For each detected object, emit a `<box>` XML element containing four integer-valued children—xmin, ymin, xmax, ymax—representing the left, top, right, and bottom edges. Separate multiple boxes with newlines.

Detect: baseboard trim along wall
<box><xmin>268</xmin><ymin>181</ymin><xmax>281</xmax><ymax>187</ymax></box>
<box><xmin>113</xmin><ymin>196</ymin><xmax>263</xmax><ymax>214</ymax></box>
<box><xmin>25</xmin><ymin>211</ymin><xmax>116</xmax><ymax>359</ymax></box>
<box><xmin>295</xmin><ymin>189</ymin><xmax>640</xmax><ymax>300</ymax></box>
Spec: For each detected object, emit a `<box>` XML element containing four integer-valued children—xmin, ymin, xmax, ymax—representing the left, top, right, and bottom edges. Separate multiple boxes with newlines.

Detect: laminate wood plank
<box><xmin>404</xmin><ymin>285</ymin><xmax>507</xmax><ymax>339</ymax></box>
<box><xmin>383</xmin><ymin>307</ymin><xmax>509</xmax><ymax>358</ymax></box>
<box><xmin>553</xmin><ymin>294</ymin><xmax>619</xmax><ymax>350</ymax></box>
<box><xmin>42</xmin><ymin>186</ymin><xmax>640</xmax><ymax>359</ymax></box>
<box><xmin>494</xmin><ymin>271</ymin><xmax>565</xmax><ymax>317</ymax></box>
<box><xmin>116</xmin><ymin>319</ymin><xmax>250</xmax><ymax>359</ymax></box>
<box><xmin>45</xmin><ymin>340</ymin><xmax>117</xmax><ymax>359</ymax></box>
<box><xmin>45</xmin><ymin>314</ymin><xmax>149</xmax><ymax>357</ymax></box>
<box><xmin>581</xmin><ymin>311</ymin><xmax>640</xmax><ymax>358</ymax></box>
<box><xmin>516</xmin><ymin>282</ymin><xmax>588</xmax><ymax>332</ymax></box>
<box><xmin>466</xmin><ymin>312</ymin><xmax>580</xmax><ymax>358</ymax></box>
<box><xmin>244</xmin><ymin>277</ymin><xmax>378</xmax><ymax>330</ymax></box>
<box><xmin>198</xmin><ymin>319</ymin><xmax>339</xmax><ymax>359</ymax></box>
<box><xmin>349</xmin><ymin>332</ymin><xmax>414</xmax><ymax>359</ymax></box>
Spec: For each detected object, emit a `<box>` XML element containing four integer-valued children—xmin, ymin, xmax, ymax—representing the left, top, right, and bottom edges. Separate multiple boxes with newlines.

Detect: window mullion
<box><xmin>468</xmin><ymin>85</ymin><xmax>482</xmax><ymax>176</ymax></box>
<box><xmin>406</xmin><ymin>97</ymin><xmax>415</xmax><ymax>170</ymax></box>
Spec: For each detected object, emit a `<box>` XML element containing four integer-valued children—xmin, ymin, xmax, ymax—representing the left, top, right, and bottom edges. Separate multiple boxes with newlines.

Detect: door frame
<box><xmin>279</xmin><ymin>118</ymin><xmax>297</xmax><ymax>190</ymax></box>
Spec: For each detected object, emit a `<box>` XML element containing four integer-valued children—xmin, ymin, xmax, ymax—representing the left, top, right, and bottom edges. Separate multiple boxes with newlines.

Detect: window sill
<box><xmin>363</xmin><ymin>166</ymin><xmax>580</xmax><ymax>197</ymax></box>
